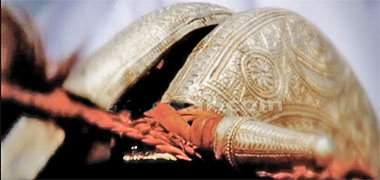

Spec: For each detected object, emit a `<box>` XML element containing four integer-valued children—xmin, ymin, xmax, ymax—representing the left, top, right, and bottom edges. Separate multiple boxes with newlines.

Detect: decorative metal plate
<box><xmin>63</xmin><ymin>3</ymin><xmax>232</xmax><ymax>109</ymax></box>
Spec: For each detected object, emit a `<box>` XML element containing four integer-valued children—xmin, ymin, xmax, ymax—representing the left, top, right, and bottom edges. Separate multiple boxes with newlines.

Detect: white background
<box><xmin>3</xmin><ymin>0</ymin><xmax>380</xmax><ymax>121</ymax></box>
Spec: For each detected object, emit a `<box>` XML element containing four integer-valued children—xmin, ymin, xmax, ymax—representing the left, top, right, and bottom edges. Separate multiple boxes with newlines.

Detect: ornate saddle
<box><xmin>2</xmin><ymin>3</ymin><xmax>379</xmax><ymax>179</ymax></box>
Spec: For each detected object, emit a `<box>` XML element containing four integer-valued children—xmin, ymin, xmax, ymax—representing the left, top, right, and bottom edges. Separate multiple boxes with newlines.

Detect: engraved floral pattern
<box><xmin>242</xmin><ymin>53</ymin><xmax>279</xmax><ymax>97</ymax></box>
<box><xmin>248</xmin><ymin>58</ymin><xmax>274</xmax><ymax>91</ymax></box>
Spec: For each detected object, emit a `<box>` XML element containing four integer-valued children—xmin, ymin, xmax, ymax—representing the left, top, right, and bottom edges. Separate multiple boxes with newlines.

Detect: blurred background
<box><xmin>2</xmin><ymin>0</ymin><xmax>380</xmax><ymax>120</ymax></box>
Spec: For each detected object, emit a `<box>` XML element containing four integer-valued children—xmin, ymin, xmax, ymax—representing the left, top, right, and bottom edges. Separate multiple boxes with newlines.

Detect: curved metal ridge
<box><xmin>213</xmin><ymin>117</ymin><xmax>335</xmax><ymax>166</ymax></box>
<box><xmin>63</xmin><ymin>3</ymin><xmax>232</xmax><ymax>109</ymax></box>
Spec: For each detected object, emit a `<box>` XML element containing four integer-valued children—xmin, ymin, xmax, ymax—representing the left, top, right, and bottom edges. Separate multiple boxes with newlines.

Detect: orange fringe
<box><xmin>1</xmin><ymin>80</ymin><xmax>199</xmax><ymax>161</ymax></box>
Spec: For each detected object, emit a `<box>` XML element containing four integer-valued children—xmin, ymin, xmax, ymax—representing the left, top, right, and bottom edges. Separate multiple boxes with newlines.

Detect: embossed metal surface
<box><xmin>63</xmin><ymin>3</ymin><xmax>232</xmax><ymax>109</ymax></box>
<box><xmin>213</xmin><ymin>116</ymin><xmax>334</xmax><ymax>166</ymax></box>
<box><xmin>162</xmin><ymin>8</ymin><xmax>379</xmax><ymax>172</ymax></box>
